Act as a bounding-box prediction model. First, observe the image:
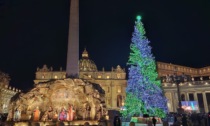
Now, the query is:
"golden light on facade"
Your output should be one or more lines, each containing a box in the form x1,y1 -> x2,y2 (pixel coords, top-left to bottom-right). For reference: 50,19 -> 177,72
14,122 -> 29,126
106,115 -> 109,120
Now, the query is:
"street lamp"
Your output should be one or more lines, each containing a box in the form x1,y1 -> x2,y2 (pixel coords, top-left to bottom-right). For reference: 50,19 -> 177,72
163,66 -> 190,114
172,72 -> 186,113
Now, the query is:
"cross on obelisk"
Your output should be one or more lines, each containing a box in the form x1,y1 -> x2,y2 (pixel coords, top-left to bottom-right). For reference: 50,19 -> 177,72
66,0 -> 79,77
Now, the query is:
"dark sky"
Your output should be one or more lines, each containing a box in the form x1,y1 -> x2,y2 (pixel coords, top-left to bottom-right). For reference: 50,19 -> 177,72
0,0 -> 210,91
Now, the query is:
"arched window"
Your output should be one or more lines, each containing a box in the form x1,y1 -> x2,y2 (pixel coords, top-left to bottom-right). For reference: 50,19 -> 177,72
117,95 -> 122,107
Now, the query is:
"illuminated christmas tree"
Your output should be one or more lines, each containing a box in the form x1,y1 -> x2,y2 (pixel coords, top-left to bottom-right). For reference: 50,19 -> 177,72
122,16 -> 168,118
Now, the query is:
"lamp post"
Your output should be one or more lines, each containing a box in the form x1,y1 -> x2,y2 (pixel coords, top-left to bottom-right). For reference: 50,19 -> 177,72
172,73 -> 184,113
172,67 -> 190,114
164,66 -> 189,114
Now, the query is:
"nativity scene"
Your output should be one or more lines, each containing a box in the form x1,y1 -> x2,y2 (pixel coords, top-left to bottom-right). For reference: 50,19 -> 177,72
7,78 -> 107,123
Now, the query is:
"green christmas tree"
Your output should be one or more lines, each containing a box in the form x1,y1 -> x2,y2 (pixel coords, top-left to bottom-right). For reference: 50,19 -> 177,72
122,16 -> 168,118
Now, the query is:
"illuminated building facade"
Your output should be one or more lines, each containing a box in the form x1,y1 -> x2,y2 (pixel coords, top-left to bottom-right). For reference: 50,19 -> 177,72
0,71 -> 20,114
34,51 -> 210,113
34,49 -> 127,110
158,62 -> 210,113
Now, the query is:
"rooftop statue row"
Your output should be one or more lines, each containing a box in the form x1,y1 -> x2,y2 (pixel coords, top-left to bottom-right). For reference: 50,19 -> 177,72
36,65 -> 63,72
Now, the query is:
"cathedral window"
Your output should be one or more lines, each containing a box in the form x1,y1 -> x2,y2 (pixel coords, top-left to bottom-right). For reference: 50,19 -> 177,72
117,95 -> 123,107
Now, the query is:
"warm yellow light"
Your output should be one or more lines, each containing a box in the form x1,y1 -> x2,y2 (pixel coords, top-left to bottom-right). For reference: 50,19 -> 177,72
106,115 -> 109,120
117,74 -> 121,79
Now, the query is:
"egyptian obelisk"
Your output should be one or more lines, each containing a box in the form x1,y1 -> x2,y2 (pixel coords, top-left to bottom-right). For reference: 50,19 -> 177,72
66,0 -> 79,77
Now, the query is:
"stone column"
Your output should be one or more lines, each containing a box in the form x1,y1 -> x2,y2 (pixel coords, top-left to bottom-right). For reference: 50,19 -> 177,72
110,81 -> 115,108
169,92 -> 174,112
202,92 -> 209,113
193,92 -> 198,101
194,92 -> 200,113
186,92 -> 190,101
172,92 -> 177,112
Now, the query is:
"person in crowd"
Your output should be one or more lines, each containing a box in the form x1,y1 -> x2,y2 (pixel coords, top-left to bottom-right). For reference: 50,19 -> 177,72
152,116 -> 157,126
182,114 -> 188,126
113,115 -> 121,126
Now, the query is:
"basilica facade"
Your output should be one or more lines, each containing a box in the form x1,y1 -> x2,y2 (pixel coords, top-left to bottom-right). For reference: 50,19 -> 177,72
18,49 -> 204,112
34,49 -> 127,111
33,49 -> 210,113
1,50 -> 210,115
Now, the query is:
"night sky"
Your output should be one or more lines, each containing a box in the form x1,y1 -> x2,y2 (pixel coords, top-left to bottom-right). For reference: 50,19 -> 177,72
0,0 -> 210,91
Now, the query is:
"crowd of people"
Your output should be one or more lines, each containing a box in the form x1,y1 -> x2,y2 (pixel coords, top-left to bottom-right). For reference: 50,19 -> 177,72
166,112 -> 209,126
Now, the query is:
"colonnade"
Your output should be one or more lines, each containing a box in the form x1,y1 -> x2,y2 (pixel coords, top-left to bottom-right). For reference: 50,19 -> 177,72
165,91 -> 210,113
